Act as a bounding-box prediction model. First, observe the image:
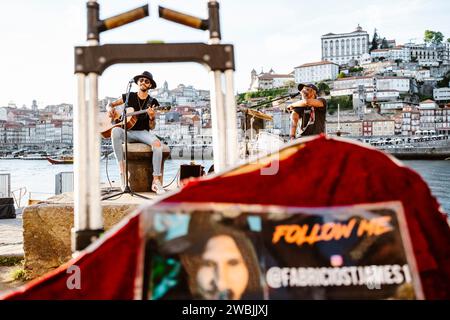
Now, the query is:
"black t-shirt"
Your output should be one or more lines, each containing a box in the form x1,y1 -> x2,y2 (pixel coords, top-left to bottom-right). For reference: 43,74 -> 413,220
294,98 -> 327,136
121,92 -> 160,131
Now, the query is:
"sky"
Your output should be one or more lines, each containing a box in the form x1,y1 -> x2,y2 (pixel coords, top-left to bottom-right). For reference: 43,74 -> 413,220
0,0 -> 449,108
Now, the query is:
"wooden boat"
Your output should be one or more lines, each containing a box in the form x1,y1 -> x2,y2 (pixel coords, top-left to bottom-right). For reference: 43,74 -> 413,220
46,156 -> 74,165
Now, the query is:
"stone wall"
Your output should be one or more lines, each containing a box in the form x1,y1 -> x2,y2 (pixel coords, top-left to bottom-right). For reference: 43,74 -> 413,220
23,197 -> 139,279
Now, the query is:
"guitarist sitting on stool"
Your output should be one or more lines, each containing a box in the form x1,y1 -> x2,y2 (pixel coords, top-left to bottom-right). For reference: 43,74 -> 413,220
107,71 -> 165,194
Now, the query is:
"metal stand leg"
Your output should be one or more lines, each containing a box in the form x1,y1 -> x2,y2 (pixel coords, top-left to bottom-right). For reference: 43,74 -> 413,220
73,73 -> 104,252
224,69 -> 238,166
210,70 -> 227,172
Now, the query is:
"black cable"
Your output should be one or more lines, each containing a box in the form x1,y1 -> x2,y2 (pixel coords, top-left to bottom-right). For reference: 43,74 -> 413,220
163,168 -> 180,189
105,149 -> 113,189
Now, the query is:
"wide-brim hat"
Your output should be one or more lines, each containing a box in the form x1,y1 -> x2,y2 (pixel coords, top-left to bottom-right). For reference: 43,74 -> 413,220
134,71 -> 157,88
298,83 -> 319,94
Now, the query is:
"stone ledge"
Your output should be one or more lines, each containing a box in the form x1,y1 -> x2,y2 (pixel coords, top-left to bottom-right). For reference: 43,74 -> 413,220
23,194 -> 143,279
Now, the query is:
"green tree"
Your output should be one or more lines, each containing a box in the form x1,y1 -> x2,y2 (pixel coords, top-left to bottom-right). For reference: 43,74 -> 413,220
370,29 -> 379,52
447,38 -> 450,43
437,72 -> 450,88
424,30 -> 444,45
424,30 -> 434,43
316,82 -> 331,95
327,96 -> 353,113
337,72 -> 346,79
380,37 -> 389,49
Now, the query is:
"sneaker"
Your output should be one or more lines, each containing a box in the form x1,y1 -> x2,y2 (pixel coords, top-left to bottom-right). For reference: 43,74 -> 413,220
151,180 -> 166,195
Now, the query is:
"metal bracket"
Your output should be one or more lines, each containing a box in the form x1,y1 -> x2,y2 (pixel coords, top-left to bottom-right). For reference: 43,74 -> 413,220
71,228 -> 104,252
74,43 -> 235,75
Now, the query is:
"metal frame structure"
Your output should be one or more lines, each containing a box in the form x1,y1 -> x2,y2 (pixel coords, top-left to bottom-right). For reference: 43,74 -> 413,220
73,1 -> 238,251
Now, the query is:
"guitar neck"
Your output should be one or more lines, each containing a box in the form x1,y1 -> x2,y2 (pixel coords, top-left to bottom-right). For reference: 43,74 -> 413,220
124,107 -> 169,117
126,109 -> 148,117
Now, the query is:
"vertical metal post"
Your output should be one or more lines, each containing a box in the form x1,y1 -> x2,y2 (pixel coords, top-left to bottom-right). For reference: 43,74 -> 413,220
224,69 -> 238,166
72,0 -> 103,252
208,0 -> 221,42
87,73 -> 102,230
209,71 -> 227,172
87,1 -> 100,42
74,74 -> 88,232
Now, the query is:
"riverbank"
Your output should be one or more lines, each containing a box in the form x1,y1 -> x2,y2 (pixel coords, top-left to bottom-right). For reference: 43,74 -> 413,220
385,146 -> 450,160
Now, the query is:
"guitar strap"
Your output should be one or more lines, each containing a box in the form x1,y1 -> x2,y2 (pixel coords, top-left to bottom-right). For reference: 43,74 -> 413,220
145,96 -> 157,130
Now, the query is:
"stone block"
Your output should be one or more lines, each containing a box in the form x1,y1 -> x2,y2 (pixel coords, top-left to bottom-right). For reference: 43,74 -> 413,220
123,143 -> 171,192
23,197 -> 139,279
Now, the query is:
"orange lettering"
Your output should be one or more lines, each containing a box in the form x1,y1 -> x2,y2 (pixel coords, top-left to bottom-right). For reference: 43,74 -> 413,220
272,225 -> 289,244
285,225 -> 302,243
295,224 -> 309,245
338,218 -> 357,240
357,216 -> 393,237
321,223 -> 335,241
305,224 -> 321,245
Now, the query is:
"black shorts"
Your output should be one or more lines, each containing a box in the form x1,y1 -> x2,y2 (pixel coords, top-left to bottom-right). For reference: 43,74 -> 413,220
292,107 -> 303,116
293,107 -> 312,117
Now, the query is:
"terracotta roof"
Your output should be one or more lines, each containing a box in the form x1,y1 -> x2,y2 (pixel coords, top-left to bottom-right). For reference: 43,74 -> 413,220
421,99 -> 436,103
295,61 -> 338,68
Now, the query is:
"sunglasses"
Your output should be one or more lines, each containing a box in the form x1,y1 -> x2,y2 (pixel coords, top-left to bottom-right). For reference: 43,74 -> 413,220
139,78 -> 151,84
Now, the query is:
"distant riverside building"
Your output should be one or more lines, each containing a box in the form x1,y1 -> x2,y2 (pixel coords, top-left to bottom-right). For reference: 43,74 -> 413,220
294,61 -> 339,84
401,106 -> 421,135
321,25 -> 370,66
417,100 -> 450,134
249,69 -> 294,91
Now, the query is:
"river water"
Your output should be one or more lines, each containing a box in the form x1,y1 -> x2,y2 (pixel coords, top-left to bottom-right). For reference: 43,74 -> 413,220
0,159 -> 448,215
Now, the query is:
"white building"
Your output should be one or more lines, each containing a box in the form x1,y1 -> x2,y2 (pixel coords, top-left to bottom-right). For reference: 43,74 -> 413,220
249,69 -> 294,91
334,76 -> 411,91
405,43 -> 439,62
419,99 -> 438,109
433,87 -> 450,101
0,108 -> 8,121
402,106 -> 421,135
442,42 -> 450,64
321,25 -> 370,66
389,46 -> 410,62
396,69 -> 431,82
294,61 -> 339,84
370,46 -> 410,62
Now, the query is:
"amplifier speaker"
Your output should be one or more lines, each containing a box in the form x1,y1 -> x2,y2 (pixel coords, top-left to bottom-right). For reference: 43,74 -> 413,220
0,197 -> 15,219
180,163 -> 204,183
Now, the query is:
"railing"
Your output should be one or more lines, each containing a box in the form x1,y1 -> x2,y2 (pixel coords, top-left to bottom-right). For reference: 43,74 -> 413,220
11,187 -> 27,208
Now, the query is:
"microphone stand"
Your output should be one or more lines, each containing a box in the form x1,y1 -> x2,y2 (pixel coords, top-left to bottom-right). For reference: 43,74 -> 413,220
247,92 -> 300,110
102,80 -> 150,201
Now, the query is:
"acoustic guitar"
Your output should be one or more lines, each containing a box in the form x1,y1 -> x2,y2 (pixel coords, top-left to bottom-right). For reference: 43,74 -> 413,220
99,105 -> 171,138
